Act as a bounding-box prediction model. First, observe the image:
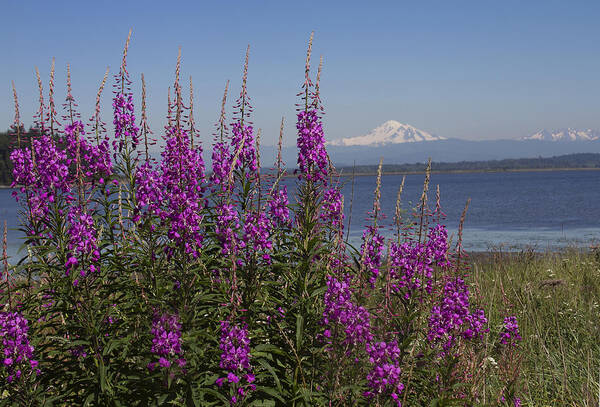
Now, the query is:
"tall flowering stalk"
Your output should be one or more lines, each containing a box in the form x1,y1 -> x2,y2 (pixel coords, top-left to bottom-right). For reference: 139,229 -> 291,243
364,341 -> 404,406
148,312 -> 185,372
158,128 -> 205,257
0,311 -> 39,384
427,277 -> 488,351
10,133 -> 70,221
112,30 -> 139,154
216,321 -> 255,405
322,275 -> 372,348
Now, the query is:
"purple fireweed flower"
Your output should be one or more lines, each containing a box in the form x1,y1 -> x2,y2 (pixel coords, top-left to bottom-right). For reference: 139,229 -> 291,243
427,277 -> 488,350
267,186 -> 290,226
219,321 -> 250,372
242,212 -> 273,262
500,316 -> 522,346
210,141 -> 233,191
361,226 -> 385,288
217,321 -> 255,402
388,241 -> 433,298
322,275 -> 373,348
321,187 -> 344,231
230,121 -> 257,177
388,224 -> 452,298
364,340 -> 404,406
215,204 -> 240,256
296,109 -> 328,184
0,311 -> 40,383
158,129 -> 205,256
427,224 -> 451,268
135,128 -> 205,256
112,92 -> 139,153
10,133 -> 70,220
65,205 -> 99,278
63,121 -> 112,180
463,308 -> 488,340
135,162 -> 163,215
149,312 -> 184,371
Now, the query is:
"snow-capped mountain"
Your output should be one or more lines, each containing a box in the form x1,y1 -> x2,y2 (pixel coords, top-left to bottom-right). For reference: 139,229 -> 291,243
523,128 -> 600,142
328,120 -> 445,146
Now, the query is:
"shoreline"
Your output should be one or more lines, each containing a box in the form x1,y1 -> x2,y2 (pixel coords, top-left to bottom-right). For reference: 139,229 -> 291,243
1,166 -> 599,187
333,166 -> 600,177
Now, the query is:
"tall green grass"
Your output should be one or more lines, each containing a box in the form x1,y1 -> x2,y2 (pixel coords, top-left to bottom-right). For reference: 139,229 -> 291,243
470,248 -> 600,406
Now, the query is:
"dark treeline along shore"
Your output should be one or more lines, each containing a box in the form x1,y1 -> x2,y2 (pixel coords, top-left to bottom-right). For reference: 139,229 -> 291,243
336,153 -> 600,175
3,128 -> 600,185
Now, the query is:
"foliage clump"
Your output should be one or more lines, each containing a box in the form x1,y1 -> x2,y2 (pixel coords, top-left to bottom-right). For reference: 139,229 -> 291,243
1,33 -> 523,406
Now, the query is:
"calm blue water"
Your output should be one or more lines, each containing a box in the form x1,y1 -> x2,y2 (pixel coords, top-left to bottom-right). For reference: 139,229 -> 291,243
2,170 -> 599,261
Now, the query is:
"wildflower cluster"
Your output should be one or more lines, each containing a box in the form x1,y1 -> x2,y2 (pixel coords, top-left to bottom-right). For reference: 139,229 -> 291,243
215,204 -> 241,256
428,277 -> 488,350
135,128 -> 205,257
296,109 -> 328,184
361,226 -> 385,287
210,141 -> 232,191
267,186 -> 290,226
10,134 -> 70,219
148,313 -> 185,371
63,121 -> 112,180
0,311 -> 39,383
217,321 -> 255,404
364,341 -> 404,405
3,34 -> 524,406
65,205 -> 100,282
388,224 -> 450,298
321,187 -> 344,231
322,275 -> 372,348
500,316 -> 522,346
230,121 -> 258,176
242,212 -> 273,262
112,89 -> 139,152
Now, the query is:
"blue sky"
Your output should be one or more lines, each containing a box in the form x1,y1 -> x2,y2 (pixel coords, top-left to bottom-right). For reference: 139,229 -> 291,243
2,0 -> 600,146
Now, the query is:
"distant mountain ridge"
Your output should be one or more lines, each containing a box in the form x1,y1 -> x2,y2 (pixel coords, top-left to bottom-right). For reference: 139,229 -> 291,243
328,120 -> 445,146
522,128 -> 600,142
311,122 -> 600,166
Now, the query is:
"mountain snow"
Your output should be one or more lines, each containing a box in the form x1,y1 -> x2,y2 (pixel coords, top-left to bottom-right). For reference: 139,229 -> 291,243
328,120 -> 445,146
523,128 -> 600,142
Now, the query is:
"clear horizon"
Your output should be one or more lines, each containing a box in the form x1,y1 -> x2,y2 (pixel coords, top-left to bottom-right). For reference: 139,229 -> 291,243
3,0 -> 600,148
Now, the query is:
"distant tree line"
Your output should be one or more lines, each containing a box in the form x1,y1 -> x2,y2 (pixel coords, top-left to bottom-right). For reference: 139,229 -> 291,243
337,153 -> 600,175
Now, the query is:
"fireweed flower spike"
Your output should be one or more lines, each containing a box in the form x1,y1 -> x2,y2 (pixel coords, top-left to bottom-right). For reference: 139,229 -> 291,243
427,277 -> 488,350
65,205 -> 100,280
210,81 -> 232,191
64,121 -> 112,181
137,127 -> 205,257
217,321 -> 255,404
267,186 -> 290,227
11,133 -> 70,221
112,30 -> 139,153
322,275 -> 373,348
296,33 -> 329,184
148,313 -> 185,372
361,226 -> 385,288
321,187 -> 344,231
296,108 -> 329,184
500,316 -> 522,346
0,311 -> 40,383
387,224 -> 450,299
229,46 -> 258,178
364,340 -> 404,406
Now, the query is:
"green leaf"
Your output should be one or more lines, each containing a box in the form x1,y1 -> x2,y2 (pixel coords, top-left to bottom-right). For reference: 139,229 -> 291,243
295,314 -> 304,353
